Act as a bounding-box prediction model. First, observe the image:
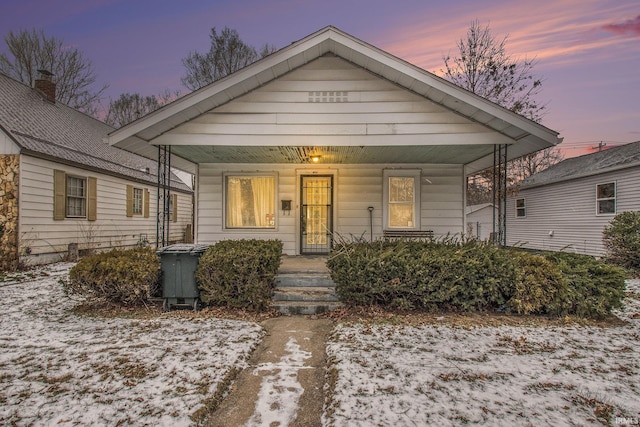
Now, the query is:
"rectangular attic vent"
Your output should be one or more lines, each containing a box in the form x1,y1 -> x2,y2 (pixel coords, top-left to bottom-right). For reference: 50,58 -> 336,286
308,91 -> 348,103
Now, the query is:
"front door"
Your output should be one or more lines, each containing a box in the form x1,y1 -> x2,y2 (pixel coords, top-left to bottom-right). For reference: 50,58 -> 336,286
300,175 -> 333,254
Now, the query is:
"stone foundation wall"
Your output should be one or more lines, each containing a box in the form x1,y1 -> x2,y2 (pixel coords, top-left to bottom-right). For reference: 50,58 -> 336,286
0,155 -> 19,271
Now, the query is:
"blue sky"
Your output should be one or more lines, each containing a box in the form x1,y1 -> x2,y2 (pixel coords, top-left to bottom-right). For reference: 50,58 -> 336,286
1,0 -> 638,157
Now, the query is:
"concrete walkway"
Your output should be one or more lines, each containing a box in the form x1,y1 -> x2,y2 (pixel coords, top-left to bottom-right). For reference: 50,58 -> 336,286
206,316 -> 333,427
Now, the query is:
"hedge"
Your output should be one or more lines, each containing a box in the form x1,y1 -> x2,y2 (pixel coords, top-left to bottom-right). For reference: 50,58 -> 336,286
195,239 -> 283,311
327,240 -> 626,319
64,247 -> 160,306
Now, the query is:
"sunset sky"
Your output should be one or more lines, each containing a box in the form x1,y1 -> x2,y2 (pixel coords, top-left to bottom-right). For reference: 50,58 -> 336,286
1,0 -> 638,158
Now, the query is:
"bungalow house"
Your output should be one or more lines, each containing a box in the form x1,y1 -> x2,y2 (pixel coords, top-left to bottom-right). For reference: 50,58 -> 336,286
108,26 -> 562,255
0,72 -> 193,269
506,140 -> 640,257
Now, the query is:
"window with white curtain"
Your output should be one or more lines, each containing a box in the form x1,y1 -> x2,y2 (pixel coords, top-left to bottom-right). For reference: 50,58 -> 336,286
225,175 -> 276,228
383,169 -> 421,230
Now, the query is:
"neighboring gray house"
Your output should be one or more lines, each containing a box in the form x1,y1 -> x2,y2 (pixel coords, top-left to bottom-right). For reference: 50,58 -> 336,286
108,26 -> 562,255
0,72 -> 193,269
466,203 -> 496,241
507,141 -> 640,256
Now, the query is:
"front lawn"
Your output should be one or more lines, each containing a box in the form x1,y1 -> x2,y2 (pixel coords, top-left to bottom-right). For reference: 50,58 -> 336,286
0,263 -> 263,426
324,280 -> 640,426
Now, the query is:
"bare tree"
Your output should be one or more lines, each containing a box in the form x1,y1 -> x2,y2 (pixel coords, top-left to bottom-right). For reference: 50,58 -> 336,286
509,148 -> 564,184
441,21 -> 561,203
0,28 -> 107,116
181,27 -> 276,91
442,20 -> 545,122
105,90 -> 179,128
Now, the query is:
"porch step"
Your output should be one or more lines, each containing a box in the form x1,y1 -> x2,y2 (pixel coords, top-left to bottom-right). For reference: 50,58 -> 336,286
271,301 -> 344,316
275,273 -> 334,288
273,286 -> 339,302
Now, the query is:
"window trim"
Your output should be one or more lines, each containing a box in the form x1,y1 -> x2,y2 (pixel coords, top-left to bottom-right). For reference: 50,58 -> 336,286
65,175 -> 87,218
515,198 -> 526,218
53,170 -> 96,221
132,187 -> 144,215
223,172 -> 278,230
382,169 -> 421,231
596,182 -> 616,216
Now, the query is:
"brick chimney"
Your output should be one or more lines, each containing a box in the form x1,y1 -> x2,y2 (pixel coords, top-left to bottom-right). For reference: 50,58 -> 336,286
35,70 -> 56,103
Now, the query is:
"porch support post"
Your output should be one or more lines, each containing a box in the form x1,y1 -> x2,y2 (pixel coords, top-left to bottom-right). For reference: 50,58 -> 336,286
492,144 -> 507,246
156,145 -> 171,248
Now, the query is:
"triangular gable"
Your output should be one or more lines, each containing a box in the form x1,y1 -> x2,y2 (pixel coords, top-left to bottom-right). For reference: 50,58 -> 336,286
108,26 -> 561,172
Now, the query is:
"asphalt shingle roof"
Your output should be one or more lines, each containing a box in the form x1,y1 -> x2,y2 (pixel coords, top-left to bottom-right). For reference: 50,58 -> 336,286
0,73 -> 191,192
521,141 -> 640,189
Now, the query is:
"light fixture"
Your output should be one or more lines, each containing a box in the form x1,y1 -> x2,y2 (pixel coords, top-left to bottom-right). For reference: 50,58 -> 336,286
310,155 -> 321,163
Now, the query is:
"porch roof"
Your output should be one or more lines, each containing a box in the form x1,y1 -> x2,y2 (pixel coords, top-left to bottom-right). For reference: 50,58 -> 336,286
108,26 -> 562,175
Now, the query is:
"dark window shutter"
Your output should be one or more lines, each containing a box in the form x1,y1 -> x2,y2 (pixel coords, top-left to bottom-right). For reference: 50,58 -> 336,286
126,185 -> 133,217
53,170 -> 66,220
87,177 -> 97,221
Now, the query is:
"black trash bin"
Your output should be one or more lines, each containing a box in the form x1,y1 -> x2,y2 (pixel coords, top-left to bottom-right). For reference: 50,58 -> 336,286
157,244 -> 208,311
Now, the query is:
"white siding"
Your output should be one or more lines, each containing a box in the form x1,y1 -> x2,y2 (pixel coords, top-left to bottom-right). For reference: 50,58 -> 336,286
507,166 -> 640,256
467,206 -> 496,240
19,155 -> 193,264
0,129 -> 20,154
196,163 -> 464,255
162,56 -> 496,148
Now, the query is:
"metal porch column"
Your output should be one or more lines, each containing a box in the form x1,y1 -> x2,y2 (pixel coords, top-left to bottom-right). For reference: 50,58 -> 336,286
157,145 -> 171,248
492,144 -> 508,246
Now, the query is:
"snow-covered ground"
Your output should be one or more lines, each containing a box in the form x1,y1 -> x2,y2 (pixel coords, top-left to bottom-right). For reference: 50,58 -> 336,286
325,280 -> 640,427
0,263 -> 264,426
2,263 -> 639,427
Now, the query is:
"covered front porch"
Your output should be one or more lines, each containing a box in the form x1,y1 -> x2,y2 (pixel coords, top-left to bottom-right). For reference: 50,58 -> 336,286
107,27 -> 561,252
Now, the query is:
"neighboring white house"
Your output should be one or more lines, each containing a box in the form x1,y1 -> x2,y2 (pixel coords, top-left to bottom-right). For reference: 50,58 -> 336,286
108,26 -> 562,255
466,203 -> 496,241
0,72 -> 193,269
507,141 -> 640,257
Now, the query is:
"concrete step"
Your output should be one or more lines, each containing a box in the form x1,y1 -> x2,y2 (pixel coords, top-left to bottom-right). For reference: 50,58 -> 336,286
271,300 -> 344,316
275,273 -> 334,288
273,286 -> 339,302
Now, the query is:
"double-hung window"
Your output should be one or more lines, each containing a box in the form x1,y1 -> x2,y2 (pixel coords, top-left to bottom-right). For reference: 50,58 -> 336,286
383,169 -> 420,230
133,188 -> 143,215
66,175 -> 86,217
225,174 -> 276,229
596,182 -> 616,215
515,198 -> 526,217
54,170 -> 96,221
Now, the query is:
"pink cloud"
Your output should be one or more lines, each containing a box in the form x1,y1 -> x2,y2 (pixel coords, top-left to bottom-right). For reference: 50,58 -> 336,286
603,15 -> 640,36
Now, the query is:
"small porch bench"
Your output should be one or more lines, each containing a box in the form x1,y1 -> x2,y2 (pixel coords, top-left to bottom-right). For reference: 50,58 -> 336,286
383,230 -> 435,241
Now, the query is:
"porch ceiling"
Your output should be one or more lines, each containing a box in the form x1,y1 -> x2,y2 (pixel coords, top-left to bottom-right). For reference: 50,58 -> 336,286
170,144 -> 492,164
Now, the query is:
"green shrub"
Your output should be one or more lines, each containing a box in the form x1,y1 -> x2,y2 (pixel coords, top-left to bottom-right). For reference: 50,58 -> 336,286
65,247 -> 160,306
328,239 -> 519,312
328,240 -> 626,319
603,211 -> 640,276
542,251 -> 627,319
508,252 -> 569,315
195,239 -> 283,311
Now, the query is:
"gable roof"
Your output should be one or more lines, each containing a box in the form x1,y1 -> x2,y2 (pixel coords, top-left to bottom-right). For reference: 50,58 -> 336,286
0,72 -> 191,192
108,26 -> 561,173
520,140 -> 640,189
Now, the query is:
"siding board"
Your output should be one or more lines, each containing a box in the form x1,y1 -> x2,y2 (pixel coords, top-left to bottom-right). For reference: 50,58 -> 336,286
19,155 -> 193,263
507,166 -> 640,256
197,163 -> 464,254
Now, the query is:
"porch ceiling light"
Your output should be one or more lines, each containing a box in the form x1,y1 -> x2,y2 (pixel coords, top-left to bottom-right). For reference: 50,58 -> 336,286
310,155 -> 321,163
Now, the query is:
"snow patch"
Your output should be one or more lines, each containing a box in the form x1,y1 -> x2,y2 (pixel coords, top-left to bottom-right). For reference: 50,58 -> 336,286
245,337 -> 312,426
